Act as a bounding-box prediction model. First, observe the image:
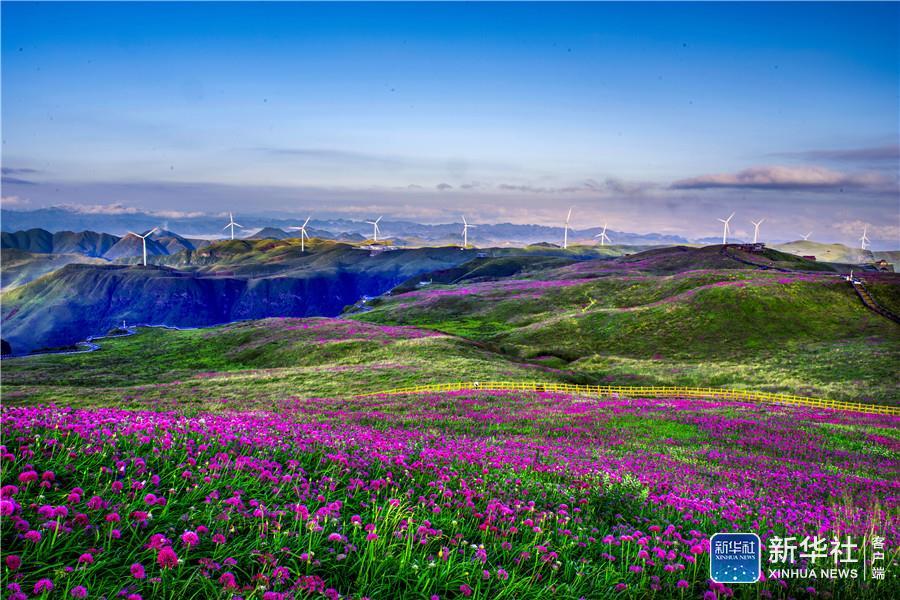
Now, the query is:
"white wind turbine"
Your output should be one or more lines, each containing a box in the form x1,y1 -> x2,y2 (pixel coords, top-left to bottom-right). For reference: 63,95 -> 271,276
126,227 -> 159,267
366,216 -> 383,242
594,223 -> 611,246
563,207 -> 574,249
289,216 -> 312,252
461,216 -> 476,249
718,212 -> 735,245
859,225 -> 870,250
223,212 -> 243,240
801,231 -> 813,241
750,218 -> 765,244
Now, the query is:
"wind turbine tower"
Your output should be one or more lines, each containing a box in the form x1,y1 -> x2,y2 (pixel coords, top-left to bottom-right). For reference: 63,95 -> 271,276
126,227 -> 159,267
750,218 -> 765,244
223,212 -> 243,240
594,223 -> 611,246
461,216 -> 476,249
289,216 -> 312,252
860,225 -> 870,250
718,212 -> 735,245
563,207 -> 573,249
366,216 -> 383,243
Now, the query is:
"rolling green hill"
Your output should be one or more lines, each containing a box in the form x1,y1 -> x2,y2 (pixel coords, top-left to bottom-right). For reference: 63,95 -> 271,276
3,243 -> 897,403
0,248 -> 106,289
773,240 -> 899,269
0,239 -> 646,354
1,318 -> 572,409
353,246 -> 900,403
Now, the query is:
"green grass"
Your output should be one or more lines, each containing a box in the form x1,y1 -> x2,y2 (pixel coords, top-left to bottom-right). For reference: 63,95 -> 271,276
353,269 -> 900,403
6,266 -> 897,405
572,338 -> 899,403
0,319 -> 574,409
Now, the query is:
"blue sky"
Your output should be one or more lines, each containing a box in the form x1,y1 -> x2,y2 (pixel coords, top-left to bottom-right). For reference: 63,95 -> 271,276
2,2 -> 898,245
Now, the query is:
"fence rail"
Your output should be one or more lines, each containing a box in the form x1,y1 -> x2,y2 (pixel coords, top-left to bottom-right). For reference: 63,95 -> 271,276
362,381 -> 899,416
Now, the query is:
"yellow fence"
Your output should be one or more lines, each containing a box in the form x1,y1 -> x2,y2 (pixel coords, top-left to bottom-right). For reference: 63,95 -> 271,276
364,381 -> 900,416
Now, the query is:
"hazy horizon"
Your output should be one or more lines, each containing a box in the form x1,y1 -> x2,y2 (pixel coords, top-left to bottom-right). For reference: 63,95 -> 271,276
2,2 -> 898,247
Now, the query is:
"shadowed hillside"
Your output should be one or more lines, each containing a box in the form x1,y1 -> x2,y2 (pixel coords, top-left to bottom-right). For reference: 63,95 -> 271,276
0,242 -> 497,353
0,248 -> 106,289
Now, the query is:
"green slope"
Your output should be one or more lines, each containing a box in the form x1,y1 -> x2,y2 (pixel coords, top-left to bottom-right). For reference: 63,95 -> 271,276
1,318 -> 575,409
353,247 -> 900,403
0,248 -> 106,289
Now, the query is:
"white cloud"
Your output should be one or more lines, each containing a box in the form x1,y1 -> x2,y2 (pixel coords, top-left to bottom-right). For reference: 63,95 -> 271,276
671,165 -> 890,191
51,203 -> 205,218
833,219 -> 900,241
1,195 -> 30,207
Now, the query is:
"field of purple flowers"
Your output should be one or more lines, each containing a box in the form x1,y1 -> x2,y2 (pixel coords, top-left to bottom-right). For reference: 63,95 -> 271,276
2,391 -> 897,599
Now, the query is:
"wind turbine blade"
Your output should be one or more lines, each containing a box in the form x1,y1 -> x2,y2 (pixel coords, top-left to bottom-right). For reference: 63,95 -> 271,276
148,227 -> 159,236
376,216 -> 382,224
223,224 -> 231,230
233,223 -> 243,228
127,231 -> 139,238
303,216 -> 310,227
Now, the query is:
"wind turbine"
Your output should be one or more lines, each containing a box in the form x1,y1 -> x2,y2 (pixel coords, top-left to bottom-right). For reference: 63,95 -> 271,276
126,227 -> 158,267
717,212 -> 735,245
750,218 -> 765,244
859,225 -> 870,250
289,216 -> 312,252
801,231 -> 813,241
594,223 -> 611,246
223,212 -> 243,240
563,207 -> 574,249
461,216 -> 476,249
366,216 -> 383,243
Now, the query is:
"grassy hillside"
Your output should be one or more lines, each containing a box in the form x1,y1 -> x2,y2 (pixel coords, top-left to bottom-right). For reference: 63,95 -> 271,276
354,248 -> 900,403
0,248 -> 105,289
0,240 -> 666,353
3,244 -> 897,403
773,240 -> 899,268
0,243 -> 489,353
1,318 -> 573,409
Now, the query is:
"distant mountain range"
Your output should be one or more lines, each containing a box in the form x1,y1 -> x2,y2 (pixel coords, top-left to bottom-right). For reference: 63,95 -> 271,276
1,227 -> 211,259
3,223 -> 896,291
1,206 -> 690,247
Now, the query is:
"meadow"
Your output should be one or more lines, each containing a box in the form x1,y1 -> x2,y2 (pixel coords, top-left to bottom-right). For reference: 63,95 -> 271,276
2,390 -> 897,599
356,267 -> 900,403
0,319 -> 570,409
2,247 -> 898,598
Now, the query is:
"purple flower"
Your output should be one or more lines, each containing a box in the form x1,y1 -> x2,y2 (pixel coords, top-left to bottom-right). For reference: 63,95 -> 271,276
181,531 -> 199,547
